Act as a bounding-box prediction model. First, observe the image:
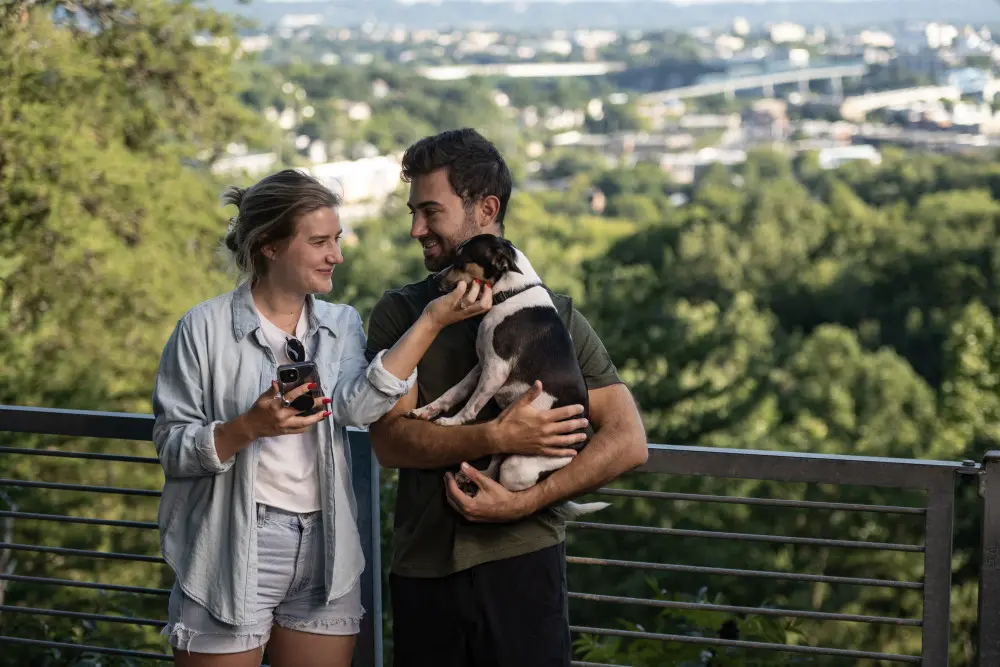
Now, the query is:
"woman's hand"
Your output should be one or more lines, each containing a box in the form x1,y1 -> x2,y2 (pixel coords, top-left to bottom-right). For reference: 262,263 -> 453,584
214,381 -> 331,463
423,280 -> 493,330
244,381 -> 331,439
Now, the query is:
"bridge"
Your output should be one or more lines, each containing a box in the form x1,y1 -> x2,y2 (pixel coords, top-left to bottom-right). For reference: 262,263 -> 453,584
840,85 -> 963,122
640,63 -> 869,104
418,61 -> 627,81
2,403 -> 1000,665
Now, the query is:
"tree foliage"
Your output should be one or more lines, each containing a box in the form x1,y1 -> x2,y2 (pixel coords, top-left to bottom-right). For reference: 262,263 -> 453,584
2,2 -> 999,666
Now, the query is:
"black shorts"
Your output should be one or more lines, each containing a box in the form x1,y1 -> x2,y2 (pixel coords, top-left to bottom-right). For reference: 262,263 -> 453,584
390,542 -> 571,667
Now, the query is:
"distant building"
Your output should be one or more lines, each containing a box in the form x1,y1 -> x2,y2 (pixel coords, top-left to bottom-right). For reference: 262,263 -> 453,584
210,153 -> 278,178
946,68 -> 1000,101
925,22 -> 959,50
307,155 -> 403,224
239,35 -> 272,53
742,99 -> 789,142
769,22 -> 807,45
659,148 -> 747,185
817,145 -> 881,170
279,14 -> 323,30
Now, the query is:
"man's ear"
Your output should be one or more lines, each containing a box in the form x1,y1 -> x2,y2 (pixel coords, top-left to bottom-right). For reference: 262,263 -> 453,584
479,195 -> 501,228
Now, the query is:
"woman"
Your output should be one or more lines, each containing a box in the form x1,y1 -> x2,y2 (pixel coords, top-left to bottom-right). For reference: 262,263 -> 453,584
151,168 -> 491,667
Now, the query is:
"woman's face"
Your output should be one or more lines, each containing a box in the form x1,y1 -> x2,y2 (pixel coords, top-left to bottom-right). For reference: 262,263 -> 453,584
264,206 -> 344,295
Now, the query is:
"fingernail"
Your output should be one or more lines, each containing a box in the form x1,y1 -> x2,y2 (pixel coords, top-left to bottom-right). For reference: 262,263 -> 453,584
322,398 -> 332,405
460,462 -> 471,471
323,410 -> 331,417
308,383 -> 317,390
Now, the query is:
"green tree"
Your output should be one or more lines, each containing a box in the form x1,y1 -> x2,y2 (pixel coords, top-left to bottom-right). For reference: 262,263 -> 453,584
1,0 -> 260,662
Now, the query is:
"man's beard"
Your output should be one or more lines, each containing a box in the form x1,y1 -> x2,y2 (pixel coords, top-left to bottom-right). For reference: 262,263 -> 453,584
424,249 -> 454,273
422,211 -> 479,272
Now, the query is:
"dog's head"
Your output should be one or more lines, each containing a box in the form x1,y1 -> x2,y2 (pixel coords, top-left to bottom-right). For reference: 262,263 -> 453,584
435,234 -> 522,292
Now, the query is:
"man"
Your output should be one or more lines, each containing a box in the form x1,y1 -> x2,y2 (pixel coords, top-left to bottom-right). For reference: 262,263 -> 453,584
364,128 -> 648,667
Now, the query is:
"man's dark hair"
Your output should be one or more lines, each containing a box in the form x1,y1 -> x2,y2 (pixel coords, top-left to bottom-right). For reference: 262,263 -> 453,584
401,128 -> 513,232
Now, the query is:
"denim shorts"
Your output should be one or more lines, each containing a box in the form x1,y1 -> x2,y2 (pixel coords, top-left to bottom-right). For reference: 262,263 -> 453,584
164,504 -> 364,654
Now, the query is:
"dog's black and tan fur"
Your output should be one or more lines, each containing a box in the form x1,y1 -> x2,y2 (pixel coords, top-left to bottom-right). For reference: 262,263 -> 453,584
409,234 -> 608,519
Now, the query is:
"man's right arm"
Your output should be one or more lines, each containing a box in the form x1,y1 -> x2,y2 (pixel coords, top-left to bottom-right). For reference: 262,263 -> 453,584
370,381 -> 589,469
365,293 -> 588,470
369,386 -> 500,469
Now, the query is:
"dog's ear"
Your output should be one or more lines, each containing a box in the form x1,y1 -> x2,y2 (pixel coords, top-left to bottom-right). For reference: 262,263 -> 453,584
495,239 -> 522,274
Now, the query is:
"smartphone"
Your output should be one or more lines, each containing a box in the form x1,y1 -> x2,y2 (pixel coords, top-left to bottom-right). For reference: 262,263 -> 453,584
277,361 -> 321,416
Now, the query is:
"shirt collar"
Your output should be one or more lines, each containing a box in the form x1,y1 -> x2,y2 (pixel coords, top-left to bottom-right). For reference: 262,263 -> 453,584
231,281 -> 338,343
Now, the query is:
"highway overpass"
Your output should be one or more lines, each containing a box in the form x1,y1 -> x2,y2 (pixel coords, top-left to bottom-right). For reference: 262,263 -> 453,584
641,63 -> 869,104
839,85 -> 962,122
418,61 -> 626,81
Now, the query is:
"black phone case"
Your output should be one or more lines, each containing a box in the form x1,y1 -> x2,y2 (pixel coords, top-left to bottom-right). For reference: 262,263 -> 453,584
277,361 -> 321,416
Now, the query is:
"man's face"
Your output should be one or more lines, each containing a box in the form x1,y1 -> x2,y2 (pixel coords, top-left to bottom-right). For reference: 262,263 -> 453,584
407,167 -> 488,272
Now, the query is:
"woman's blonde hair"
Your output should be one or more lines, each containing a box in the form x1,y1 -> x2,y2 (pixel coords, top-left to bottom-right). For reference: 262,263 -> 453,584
221,169 -> 341,284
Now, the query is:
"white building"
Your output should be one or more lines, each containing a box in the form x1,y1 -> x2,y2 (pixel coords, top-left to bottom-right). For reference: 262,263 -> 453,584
769,22 -> 807,45
817,145 -> 881,170
307,155 -> 403,224
210,153 -> 278,178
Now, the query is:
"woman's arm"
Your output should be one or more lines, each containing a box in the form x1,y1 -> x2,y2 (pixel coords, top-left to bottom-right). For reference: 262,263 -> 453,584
329,282 -> 490,427
152,318 -> 234,478
154,319 -> 333,474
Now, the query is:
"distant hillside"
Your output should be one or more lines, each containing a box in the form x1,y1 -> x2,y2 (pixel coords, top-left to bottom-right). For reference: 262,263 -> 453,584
211,0 -> 1000,32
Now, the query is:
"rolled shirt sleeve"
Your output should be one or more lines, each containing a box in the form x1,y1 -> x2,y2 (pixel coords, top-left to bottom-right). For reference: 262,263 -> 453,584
329,307 -> 416,428
152,318 -> 234,478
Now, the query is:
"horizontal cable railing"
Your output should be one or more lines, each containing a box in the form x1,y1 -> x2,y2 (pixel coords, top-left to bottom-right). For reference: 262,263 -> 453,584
0,404 -> 381,667
0,404 -> 992,666
561,445 -> 976,666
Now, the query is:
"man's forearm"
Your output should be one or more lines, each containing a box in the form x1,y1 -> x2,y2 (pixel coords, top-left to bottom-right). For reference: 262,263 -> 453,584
523,404 -> 647,512
370,414 -> 498,469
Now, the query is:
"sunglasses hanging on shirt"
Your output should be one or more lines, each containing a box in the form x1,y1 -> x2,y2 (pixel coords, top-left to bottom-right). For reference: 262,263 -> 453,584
285,337 -> 306,363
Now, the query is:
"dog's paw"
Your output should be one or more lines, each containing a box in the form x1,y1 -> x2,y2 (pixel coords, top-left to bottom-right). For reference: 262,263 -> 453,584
453,470 -> 479,497
434,415 -> 466,427
407,406 -> 440,421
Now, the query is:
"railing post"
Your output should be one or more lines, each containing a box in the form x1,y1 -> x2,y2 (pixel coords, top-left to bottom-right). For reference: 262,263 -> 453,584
978,452 -> 1000,667
349,430 -> 382,667
0,492 -> 11,607
922,474 -> 955,666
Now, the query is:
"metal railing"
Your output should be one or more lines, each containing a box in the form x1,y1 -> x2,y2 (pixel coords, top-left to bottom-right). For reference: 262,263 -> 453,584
0,405 -> 380,666
567,445 -> 978,665
0,404 -> 996,666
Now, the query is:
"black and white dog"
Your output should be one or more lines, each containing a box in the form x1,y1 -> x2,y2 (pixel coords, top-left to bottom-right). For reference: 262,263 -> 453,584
409,234 -> 608,519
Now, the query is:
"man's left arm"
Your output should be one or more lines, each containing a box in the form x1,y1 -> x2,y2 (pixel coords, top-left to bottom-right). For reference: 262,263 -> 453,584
444,306 -> 648,522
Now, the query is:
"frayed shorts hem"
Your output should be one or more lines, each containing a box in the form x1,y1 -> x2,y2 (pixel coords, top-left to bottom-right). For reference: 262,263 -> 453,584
164,614 -> 362,654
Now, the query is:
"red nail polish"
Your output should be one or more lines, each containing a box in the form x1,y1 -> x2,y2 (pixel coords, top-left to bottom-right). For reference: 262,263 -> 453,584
322,398 -> 332,405
308,383 -> 317,390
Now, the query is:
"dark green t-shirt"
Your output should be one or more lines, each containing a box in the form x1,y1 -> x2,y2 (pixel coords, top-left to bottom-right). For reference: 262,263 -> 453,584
364,276 -> 622,578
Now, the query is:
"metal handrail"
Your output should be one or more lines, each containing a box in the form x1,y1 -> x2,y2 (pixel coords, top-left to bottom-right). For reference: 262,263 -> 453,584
0,403 -> 992,666
0,404 -> 382,667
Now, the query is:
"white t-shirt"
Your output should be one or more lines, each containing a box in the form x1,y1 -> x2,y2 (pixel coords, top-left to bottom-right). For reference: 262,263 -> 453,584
254,304 -> 322,513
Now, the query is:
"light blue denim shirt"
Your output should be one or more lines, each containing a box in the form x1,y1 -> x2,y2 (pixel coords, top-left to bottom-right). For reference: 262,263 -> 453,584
151,282 -> 414,626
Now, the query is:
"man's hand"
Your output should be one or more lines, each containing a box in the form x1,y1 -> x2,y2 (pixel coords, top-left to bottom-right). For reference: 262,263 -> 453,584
444,462 -> 537,523
488,380 -> 589,458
